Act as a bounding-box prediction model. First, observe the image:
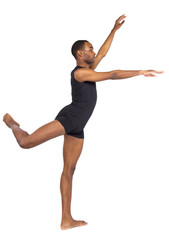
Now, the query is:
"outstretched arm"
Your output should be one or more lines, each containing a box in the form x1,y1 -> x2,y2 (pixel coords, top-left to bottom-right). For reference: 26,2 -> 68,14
74,68 -> 163,82
90,14 -> 126,70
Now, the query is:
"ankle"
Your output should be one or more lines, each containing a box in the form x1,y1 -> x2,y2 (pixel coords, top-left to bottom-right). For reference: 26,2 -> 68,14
61,214 -> 73,222
11,124 -> 19,130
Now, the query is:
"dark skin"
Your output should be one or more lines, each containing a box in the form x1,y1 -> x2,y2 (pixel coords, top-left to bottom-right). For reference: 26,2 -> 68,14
3,15 -> 163,230
75,41 -> 162,81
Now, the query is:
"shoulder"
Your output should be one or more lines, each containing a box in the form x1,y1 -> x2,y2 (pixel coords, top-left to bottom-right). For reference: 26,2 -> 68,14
74,68 -> 95,82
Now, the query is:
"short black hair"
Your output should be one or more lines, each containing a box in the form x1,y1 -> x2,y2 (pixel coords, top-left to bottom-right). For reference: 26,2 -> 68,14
71,40 -> 89,59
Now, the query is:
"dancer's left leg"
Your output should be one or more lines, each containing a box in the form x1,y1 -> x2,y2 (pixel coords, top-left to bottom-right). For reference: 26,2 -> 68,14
3,113 -> 65,149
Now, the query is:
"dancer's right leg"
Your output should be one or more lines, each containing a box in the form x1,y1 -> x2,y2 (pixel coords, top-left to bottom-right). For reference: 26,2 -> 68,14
3,113 -> 65,149
60,134 -> 87,230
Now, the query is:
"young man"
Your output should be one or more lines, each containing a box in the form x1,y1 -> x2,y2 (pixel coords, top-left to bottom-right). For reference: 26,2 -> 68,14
3,15 -> 163,230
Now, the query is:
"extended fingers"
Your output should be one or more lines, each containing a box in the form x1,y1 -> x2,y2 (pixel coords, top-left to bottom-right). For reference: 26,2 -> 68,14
154,70 -> 164,74
114,15 -> 126,29
144,73 -> 156,77
117,14 -> 126,23
144,70 -> 164,77
120,20 -> 125,26
149,70 -> 164,75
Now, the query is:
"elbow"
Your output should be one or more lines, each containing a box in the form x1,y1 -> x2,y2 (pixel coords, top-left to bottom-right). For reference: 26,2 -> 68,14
111,70 -> 120,80
100,52 -> 106,58
98,50 -> 106,58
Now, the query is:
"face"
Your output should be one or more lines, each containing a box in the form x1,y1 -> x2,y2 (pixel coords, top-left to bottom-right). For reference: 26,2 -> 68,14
82,42 -> 96,65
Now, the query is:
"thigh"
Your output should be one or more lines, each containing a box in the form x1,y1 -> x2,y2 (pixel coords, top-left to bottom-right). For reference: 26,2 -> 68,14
24,120 -> 65,148
63,134 -> 84,168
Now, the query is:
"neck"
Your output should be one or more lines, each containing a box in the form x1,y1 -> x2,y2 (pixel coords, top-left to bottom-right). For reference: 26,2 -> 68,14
76,60 -> 90,68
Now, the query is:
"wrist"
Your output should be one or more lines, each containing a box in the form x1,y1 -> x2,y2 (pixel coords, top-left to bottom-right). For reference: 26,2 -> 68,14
111,27 -> 116,33
139,70 -> 144,75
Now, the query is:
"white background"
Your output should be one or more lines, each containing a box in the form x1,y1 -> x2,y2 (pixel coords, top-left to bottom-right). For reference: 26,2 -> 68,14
0,0 -> 168,239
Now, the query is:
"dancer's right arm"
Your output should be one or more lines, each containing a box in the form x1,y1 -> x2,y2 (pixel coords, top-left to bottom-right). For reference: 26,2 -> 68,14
74,68 -> 163,82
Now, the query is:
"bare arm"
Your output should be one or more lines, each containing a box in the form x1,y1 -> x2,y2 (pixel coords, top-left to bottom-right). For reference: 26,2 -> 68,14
74,68 -> 163,82
90,15 -> 126,70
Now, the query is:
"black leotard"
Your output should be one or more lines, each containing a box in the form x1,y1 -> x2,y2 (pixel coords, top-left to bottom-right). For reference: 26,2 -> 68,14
55,66 -> 97,139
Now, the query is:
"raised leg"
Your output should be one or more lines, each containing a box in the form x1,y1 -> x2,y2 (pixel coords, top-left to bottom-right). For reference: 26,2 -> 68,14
60,134 -> 87,230
3,113 -> 65,148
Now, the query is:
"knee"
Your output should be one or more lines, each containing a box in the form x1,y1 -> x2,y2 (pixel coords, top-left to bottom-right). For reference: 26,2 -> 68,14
63,165 -> 76,177
19,138 -> 31,149
70,165 -> 76,175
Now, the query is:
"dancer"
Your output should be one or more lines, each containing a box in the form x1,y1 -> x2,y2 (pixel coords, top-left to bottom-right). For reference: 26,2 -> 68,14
3,15 -> 163,230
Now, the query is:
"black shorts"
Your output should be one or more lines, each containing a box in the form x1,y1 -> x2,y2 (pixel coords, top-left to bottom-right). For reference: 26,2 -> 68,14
55,115 -> 84,139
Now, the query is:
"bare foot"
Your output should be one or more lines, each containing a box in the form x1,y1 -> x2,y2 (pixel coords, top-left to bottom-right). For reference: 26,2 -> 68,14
61,219 -> 88,230
3,113 -> 20,128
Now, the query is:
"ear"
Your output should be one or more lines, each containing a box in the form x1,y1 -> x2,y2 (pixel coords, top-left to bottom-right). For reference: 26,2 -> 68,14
77,50 -> 83,58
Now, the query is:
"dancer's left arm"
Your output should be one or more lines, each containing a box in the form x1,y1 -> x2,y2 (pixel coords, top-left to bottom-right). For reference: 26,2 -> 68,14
90,14 -> 126,70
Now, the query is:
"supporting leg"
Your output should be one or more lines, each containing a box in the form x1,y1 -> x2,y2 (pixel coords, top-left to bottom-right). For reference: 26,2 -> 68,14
60,134 -> 87,230
3,113 -> 65,148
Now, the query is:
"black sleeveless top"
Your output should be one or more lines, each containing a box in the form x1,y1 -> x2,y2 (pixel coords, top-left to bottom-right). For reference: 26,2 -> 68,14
55,66 -> 97,134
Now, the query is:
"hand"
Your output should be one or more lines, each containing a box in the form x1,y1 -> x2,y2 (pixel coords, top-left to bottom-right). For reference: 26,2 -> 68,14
142,70 -> 164,77
113,14 -> 126,31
